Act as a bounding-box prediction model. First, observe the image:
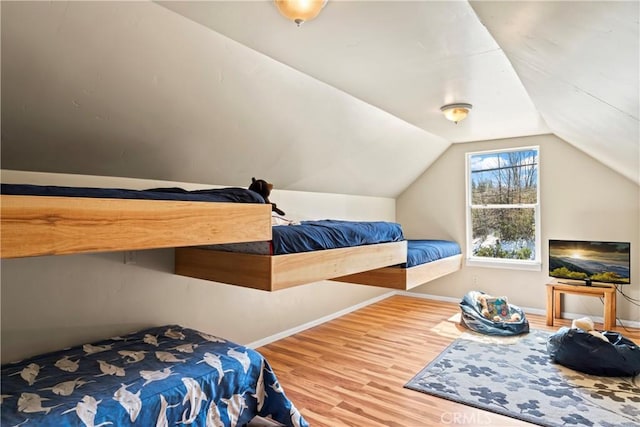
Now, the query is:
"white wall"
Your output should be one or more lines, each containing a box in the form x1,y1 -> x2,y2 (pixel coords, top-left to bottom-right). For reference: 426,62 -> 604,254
397,134 -> 639,322
1,171 -> 395,362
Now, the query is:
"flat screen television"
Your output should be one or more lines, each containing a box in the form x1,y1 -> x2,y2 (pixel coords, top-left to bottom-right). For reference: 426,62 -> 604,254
549,240 -> 631,286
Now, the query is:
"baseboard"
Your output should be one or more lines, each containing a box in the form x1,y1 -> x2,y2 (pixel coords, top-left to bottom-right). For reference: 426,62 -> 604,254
395,291 -> 546,317
397,291 -> 640,329
554,311 -> 640,329
247,290 -> 639,348
245,291 -> 396,349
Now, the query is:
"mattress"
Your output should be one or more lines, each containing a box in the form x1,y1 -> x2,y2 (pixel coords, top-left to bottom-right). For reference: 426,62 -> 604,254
204,219 -> 405,255
1,325 -> 307,427
1,183 -> 266,204
403,239 -> 462,267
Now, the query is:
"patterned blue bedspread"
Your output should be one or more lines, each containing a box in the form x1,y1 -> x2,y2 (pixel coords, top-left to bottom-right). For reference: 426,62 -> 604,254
403,239 -> 461,267
1,325 -> 307,427
272,220 -> 404,255
1,183 -> 266,204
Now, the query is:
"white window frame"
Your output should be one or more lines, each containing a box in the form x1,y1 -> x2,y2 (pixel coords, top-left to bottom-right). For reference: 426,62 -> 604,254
465,146 -> 541,271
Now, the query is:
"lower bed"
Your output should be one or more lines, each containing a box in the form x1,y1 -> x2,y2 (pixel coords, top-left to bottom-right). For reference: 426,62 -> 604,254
175,220 -> 407,291
1,325 -> 307,427
331,239 -> 462,290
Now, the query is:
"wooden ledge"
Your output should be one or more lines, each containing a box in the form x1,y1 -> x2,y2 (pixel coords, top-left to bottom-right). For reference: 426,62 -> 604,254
1,194 -> 271,258
175,241 -> 408,291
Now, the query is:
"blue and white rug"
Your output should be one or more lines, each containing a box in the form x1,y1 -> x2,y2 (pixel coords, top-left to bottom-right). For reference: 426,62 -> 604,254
405,329 -> 640,427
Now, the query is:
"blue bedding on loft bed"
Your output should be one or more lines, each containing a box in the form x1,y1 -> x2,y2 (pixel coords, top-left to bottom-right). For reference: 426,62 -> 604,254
205,220 -> 405,255
1,325 -> 307,427
402,239 -> 462,267
0,183 -> 266,204
272,220 -> 404,255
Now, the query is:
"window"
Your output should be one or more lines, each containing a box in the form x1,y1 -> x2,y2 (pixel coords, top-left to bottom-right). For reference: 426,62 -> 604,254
465,146 -> 541,270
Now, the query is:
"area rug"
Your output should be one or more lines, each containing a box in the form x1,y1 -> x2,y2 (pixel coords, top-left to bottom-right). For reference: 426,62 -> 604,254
405,329 -> 640,427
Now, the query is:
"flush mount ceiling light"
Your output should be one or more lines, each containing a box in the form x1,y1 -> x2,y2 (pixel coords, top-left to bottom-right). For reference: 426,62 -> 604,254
274,0 -> 327,26
440,103 -> 473,124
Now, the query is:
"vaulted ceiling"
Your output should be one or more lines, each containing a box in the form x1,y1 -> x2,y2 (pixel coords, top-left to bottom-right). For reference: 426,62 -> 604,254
1,1 -> 638,197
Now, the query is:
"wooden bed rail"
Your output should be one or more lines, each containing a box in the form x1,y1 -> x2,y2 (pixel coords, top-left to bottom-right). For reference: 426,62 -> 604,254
0,195 -> 272,258
331,253 -> 463,290
175,241 -> 408,291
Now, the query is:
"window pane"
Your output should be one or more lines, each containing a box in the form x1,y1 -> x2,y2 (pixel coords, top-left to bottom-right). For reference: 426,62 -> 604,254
471,207 -> 536,260
470,149 -> 538,205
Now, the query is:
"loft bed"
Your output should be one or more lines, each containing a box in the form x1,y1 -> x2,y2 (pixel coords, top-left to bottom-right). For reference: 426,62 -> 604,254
175,219 -> 408,291
0,324 -> 308,426
331,239 -> 462,290
0,183 -> 272,259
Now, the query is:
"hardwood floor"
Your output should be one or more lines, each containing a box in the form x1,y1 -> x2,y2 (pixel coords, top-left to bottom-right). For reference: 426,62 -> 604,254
257,294 -> 640,427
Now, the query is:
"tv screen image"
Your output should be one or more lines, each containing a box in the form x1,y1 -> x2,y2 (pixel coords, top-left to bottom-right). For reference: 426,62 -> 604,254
549,240 -> 631,286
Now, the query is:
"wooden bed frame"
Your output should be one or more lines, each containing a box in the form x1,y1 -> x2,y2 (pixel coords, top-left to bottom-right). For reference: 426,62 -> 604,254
330,253 -> 462,290
0,194 -> 272,258
174,241 -> 408,291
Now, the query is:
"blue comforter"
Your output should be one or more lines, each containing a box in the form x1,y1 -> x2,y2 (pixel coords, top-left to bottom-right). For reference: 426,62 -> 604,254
1,183 -> 266,204
403,240 -> 461,267
272,220 -> 404,255
1,325 -> 307,427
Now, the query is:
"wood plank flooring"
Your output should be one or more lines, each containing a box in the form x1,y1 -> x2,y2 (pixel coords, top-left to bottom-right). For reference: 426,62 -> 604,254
257,295 -> 640,427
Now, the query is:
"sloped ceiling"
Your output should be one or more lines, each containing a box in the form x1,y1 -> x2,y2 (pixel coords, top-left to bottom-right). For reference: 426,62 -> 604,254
1,1 -> 637,197
471,1 -> 639,185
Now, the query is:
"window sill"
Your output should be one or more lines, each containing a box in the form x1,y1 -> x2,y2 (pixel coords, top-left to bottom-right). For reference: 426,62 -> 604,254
465,258 -> 542,271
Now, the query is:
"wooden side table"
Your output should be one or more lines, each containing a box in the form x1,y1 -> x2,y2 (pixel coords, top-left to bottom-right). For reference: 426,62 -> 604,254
546,282 -> 616,330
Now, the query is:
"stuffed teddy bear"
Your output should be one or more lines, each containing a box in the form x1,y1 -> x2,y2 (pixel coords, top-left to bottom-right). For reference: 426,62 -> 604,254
571,317 -> 609,342
248,177 -> 285,216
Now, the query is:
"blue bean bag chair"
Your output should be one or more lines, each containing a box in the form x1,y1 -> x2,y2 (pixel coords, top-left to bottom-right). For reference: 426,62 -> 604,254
547,327 -> 640,376
459,291 -> 529,336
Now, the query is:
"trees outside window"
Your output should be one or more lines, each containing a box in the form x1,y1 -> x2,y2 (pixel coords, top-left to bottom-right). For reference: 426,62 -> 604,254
466,147 -> 540,269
